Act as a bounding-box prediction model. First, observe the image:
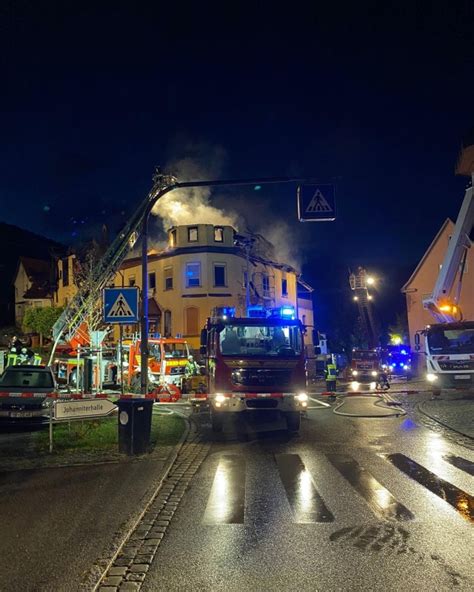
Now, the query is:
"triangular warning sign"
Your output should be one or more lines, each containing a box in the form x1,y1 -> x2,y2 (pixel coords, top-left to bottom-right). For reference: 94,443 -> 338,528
305,189 -> 333,213
108,293 -> 134,317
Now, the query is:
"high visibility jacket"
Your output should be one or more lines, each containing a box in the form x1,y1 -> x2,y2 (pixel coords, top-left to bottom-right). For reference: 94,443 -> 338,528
325,364 -> 337,381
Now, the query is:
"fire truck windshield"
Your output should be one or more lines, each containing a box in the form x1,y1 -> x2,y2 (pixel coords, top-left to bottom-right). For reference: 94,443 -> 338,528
427,326 -> 474,355
163,343 -> 188,358
352,351 -> 378,360
219,324 -> 302,357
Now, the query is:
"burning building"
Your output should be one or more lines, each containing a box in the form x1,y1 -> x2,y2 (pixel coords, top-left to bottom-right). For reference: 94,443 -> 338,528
116,224 -> 314,350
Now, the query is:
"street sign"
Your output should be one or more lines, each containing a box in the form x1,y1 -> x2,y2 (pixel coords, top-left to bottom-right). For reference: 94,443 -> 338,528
54,399 -> 117,421
297,184 -> 336,222
103,287 -> 139,324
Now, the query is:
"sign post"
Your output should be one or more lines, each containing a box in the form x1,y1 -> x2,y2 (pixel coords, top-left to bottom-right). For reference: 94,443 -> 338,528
297,184 -> 336,222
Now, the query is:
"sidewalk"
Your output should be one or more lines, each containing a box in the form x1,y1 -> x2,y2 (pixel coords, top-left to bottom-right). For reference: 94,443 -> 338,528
417,392 -> 474,439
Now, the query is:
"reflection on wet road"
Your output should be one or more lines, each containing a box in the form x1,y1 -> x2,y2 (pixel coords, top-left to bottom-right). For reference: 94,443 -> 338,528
443,454 -> 474,476
275,454 -> 334,523
202,455 -> 246,524
327,453 -> 414,521
386,453 -> 474,523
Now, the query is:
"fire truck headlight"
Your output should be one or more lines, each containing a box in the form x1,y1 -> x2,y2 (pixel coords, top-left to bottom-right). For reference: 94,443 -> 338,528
352,370 -> 358,376
427,373 -> 438,382
371,371 -> 378,377
351,381 -> 360,391
403,365 -> 408,370
296,392 -> 308,403
215,394 -> 226,403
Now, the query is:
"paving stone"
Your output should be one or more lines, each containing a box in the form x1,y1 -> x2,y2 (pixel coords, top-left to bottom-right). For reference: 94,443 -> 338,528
154,519 -> 170,526
114,557 -> 133,567
143,537 -> 163,545
150,525 -> 166,533
102,576 -> 123,586
127,573 -> 146,582
108,567 -> 128,576
99,587 -> 117,592
147,531 -> 165,539
119,582 -> 141,591
135,554 -> 154,563
129,563 -> 150,573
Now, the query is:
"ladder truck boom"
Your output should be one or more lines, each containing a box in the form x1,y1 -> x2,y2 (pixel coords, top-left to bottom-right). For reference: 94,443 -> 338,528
49,171 -> 177,364
422,178 -> 473,322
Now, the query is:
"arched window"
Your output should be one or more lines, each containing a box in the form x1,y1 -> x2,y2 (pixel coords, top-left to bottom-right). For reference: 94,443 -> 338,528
185,307 -> 199,335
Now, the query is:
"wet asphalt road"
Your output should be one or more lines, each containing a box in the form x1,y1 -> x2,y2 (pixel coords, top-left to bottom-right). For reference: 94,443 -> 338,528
142,399 -> 474,592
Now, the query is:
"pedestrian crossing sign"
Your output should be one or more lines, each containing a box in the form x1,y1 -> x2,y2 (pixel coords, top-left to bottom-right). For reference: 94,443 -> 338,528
297,184 -> 336,222
103,287 -> 139,324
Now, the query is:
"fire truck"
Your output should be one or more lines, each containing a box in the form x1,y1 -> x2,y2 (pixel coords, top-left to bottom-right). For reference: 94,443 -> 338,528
199,306 -> 308,433
418,146 -> 474,392
121,336 -> 189,391
349,349 -> 382,382
382,344 -> 412,379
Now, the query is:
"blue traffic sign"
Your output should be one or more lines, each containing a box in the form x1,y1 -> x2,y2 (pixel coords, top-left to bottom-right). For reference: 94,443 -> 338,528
297,184 -> 336,222
103,287 -> 139,324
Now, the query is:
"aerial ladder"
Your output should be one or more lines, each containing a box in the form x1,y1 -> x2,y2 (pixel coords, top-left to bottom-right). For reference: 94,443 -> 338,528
48,171 -> 178,365
417,134 -> 474,389
349,267 -> 379,349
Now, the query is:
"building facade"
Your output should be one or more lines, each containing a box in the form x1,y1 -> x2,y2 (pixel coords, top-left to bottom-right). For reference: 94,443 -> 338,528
115,224 -> 314,350
401,218 -> 474,349
14,257 -> 55,325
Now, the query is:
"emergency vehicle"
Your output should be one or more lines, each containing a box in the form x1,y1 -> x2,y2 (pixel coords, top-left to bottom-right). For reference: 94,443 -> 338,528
382,345 -> 412,379
199,306 -> 308,433
349,349 -> 382,382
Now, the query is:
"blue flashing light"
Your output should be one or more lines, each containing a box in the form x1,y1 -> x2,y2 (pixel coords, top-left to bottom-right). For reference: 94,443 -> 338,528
401,349 -> 407,355
391,363 -> 396,368
247,305 -> 267,318
280,305 -> 296,319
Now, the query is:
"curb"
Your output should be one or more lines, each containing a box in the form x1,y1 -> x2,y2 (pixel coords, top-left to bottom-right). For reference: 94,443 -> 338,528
82,415 -> 191,591
416,401 -> 474,441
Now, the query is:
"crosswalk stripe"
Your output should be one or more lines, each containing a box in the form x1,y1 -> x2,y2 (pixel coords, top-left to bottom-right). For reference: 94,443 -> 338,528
202,455 -> 246,524
442,454 -> 474,476
386,453 -> 474,523
326,453 -> 414,522
275,454 -> 334,523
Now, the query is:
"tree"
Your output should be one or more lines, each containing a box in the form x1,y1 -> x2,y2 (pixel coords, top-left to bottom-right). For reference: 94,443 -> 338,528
23,306 -> 65,347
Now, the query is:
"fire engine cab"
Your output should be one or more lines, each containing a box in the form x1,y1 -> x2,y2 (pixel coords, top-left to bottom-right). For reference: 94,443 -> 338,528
200,306 -> 308,433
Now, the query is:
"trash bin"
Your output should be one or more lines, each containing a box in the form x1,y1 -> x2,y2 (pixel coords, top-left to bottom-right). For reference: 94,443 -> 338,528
117,398 -> 153,455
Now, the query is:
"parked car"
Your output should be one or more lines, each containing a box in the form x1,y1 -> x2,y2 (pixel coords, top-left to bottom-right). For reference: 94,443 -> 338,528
0,365 -> 56,420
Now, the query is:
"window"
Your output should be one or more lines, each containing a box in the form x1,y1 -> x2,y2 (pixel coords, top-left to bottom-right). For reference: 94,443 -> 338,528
185,262 -> 201,287
170,229 -> 177,247
129,275 -> 136,287
214,264 -> 226,287
62,258 -> 69,287
164,310 -> 172,337
185,307 -> 199,335
282,277 -> 288,297
188,227 -> 198,242
214,227 -> 224,242
149,272 -> 156,290
262,274 -> 270,295
164,267 -> 173,290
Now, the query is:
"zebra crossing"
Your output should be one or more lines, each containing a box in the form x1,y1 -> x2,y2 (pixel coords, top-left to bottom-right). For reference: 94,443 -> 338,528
200,451 -> 474,525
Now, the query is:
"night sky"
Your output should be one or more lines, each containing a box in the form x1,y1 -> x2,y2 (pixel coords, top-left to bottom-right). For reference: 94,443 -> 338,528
2,2 -> 474,332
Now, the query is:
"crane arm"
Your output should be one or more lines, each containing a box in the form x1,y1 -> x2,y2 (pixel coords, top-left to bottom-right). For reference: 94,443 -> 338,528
422,181 -> 473,323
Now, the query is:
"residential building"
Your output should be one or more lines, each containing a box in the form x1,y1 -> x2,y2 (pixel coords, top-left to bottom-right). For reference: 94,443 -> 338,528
14,257 -> 55,325
401,218 -> 474,348
115,224 -> 314,350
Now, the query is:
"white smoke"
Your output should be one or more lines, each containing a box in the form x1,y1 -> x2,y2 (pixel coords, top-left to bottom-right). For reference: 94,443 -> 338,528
257,221 -> 303,272
151,148 -> 240,231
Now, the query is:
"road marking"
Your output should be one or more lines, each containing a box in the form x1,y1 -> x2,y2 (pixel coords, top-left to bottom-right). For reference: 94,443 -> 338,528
326,454 -> 414,522
275,454 -> 334,523
202,455 -> 246,524
309,397 -> 332,408
386,453 -> 474,523
443,454 -> 474,476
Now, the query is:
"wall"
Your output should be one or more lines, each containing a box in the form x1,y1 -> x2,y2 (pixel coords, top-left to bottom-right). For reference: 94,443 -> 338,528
404,220 -> 474,348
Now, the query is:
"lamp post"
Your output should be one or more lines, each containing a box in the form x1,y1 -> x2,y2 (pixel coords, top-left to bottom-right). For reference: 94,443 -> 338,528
139,171 -> 316,394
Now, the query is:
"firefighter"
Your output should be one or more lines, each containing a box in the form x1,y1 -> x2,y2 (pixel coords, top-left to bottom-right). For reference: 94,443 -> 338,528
325,360 -> 337,392
184,355 -> 200,379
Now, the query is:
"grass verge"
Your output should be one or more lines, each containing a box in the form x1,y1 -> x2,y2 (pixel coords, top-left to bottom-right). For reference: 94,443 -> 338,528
34,410 -> 185,455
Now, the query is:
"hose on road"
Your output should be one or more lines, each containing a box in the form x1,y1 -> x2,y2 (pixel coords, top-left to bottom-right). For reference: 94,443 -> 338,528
331,393 -> 407,418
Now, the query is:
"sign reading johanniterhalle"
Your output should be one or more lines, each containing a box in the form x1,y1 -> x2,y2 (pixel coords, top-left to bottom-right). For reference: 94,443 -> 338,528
54,399 -> 117,421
